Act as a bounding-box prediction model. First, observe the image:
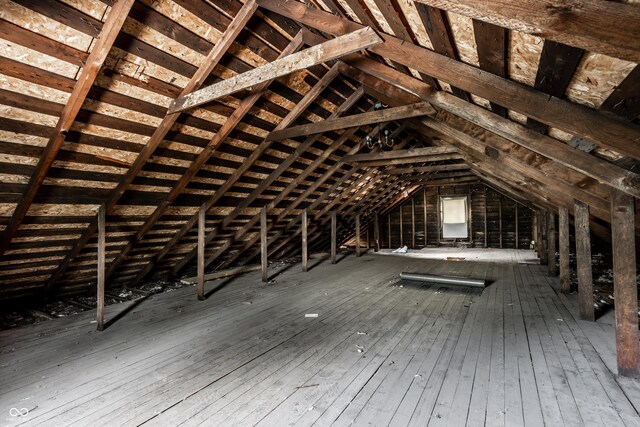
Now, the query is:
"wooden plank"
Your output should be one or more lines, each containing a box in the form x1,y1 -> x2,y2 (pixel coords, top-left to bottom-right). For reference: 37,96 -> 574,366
526,41 -> 584,134
169,27 -> 382,112
385,164 -> 469,175
355,214 -> 361,257
343,146 -> 457,163
96,203 -> 106,332
559,206 -> 570,293
257,0 -> 640,160
331,211 -> 337,264
197,204 -> 206,301
267,102 -> 434,141
574,200 -> 594,321
356,153 -> 464,167
413,0 -> 640,62
611,189 -> 640,377
42,0 -> 260,293
411,198 -> 416,248
472,20 -> 508,117
301,209 -> 308,272
374,212 -> 380,252
261,206 -> 268,282
547,209 -> 557,276
0,0 -> 136,256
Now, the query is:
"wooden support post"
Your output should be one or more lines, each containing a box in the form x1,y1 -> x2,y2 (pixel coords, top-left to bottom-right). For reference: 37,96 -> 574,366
532,210 -> 538,254
436,187 -> 441,246
499,196 -> 503,249
515,203 -> 519,249
467,185 -> 473,245
301,209 -> 308,272
575,201 -> 594,321
261,206 -> 268,282
540,210 -> 548,265
374,213 -> 380,252
96,203 -> 106,331
366,227 -> 370,250
411,198 -> 416,248
548,209 -> 557,275
355,214 -> 361,257
559,206 -> 570,293
484,189 -> 488,248
331,211 -> 337,264
399,205 -> 404,247
611,190 -> 640,377
197,204 -> 206,300
423,188 -> 428,246
388,213 -> 391,248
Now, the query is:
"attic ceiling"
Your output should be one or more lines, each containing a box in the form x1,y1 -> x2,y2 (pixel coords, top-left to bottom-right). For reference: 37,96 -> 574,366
0,0 -> 638,301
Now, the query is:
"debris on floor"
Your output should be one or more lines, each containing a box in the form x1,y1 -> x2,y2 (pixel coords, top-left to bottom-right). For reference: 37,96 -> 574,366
392,245 -> 408,253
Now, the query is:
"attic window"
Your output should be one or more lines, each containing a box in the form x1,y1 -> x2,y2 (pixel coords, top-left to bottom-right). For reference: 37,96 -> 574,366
441,196 -> 468,239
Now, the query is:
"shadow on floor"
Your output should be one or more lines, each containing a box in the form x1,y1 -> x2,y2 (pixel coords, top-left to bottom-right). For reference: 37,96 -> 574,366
103,294 -> 152,329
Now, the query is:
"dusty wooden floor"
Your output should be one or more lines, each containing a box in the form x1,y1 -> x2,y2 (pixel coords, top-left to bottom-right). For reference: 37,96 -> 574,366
1,250 -> 639,426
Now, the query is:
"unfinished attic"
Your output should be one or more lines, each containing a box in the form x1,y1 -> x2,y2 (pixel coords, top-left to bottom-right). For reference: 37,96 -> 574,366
1,0 -> 640,424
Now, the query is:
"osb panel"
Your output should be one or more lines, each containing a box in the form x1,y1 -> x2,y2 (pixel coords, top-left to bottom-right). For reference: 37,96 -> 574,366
94,74 -> 172,108
565,53 -> 636,109
0,74 -> 70,105
335,0 -> 362,24
0,255 -> 65,267
82,99 -> 163,128
446,12 -> 479,67
110,205 -> 158,216
137,170 -> 184,181
59,0 -> 108,21
0,130 -> 48,147
0,105 -> 57,127
470,94 -> 491,110
71,122 -> 149,145
507,110 -> 528,126
0,173 -> 29,184
0,152 -> 38,166
508,30 -> 543,87
106,48 -> 190,89
42,177 -> 118,189
360,0 -> 394,35
51,159 -> 129,175
0,0 -> 93,51
547,128 -> 574,142
395,0 -> 434,49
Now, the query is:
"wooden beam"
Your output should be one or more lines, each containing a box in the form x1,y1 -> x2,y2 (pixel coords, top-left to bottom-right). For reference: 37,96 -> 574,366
261,206 -> 268,282
0,0 -> 135,256
559,206 -> 570,293
43,0 -> 260,292
611,189 -> 640,377
355,214 -> 361,257
472,20 -> 508,117
411,197 -> 416,248
548,210 -> 557,276
96,203 -> 106,332
574,200 -> 594,321
423,188 -> 428,246
106,32 -> 307,284
356,153 -> 464,167
197,204 -> 206,301
169,27 -> 382,113
257,0 -> 640,160
343,146 -> 457,163
267,102 -> 434,141
385,163 -> 469,175
412,0 -> 640,63
301,209 -> 308,272
331,211 -> 337,264
374,212 -> 380,252
429,91 -> 640,198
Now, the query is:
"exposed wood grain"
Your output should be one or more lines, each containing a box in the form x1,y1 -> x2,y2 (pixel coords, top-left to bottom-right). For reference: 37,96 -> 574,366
267,102 -> 434,141
331,211 -> 337,264
574,200 -> 594,321
301,209 -> 308,272
472,20 -> 508,117
96,203 -> 106,331
413,0 -> 640,63
547,209 -> 556,276
261,206 -> 268,282
0,0 -> 136,257
610,189 -> 640,377
169,27 -> 382,113
558,206 -> 570,293
197,204 -> 205,301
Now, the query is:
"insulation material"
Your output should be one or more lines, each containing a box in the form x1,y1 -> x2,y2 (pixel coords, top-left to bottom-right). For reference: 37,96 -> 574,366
565,52 -> 637,109
446,12 -> 479,66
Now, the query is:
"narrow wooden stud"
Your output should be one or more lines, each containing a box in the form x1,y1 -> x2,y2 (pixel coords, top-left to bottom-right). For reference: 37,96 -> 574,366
374,212 -> 380,252
548,209 -> 557,275
96,203 -> 106,331
261,206 -> 268,282
355,214 -> 361,257
197,203 -> 206,300
301,209 -> 308,272
331,211 -> 337,264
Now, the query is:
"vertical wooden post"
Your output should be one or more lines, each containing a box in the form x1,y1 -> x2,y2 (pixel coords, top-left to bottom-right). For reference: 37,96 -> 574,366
423,187 -> 428,246
387,213 -> 391,248
559,206 -> 570,293
331,211 -> 337,264
399,205 -> 404,247
515,204 -> 519,249
411,198 -> 415,248
467,185 -> 473,245
483,189 -> 488,248
301,208 -> 308,272
197,203 -> 206,300
574,201 -> 594,321
366,227 -> 370,250
499,196 -> 503,249
540,210 -> 548,265
261,206 -> 268,282
611,190 -> 639,377
374,212 -> 380,252
355,214 -> 361,257
547,209 -> 556,275
532,210 -> 538,254
96,203 -> 106,331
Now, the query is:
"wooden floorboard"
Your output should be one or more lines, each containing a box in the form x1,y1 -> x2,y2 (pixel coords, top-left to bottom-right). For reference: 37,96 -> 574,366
1,249 -> 638,426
